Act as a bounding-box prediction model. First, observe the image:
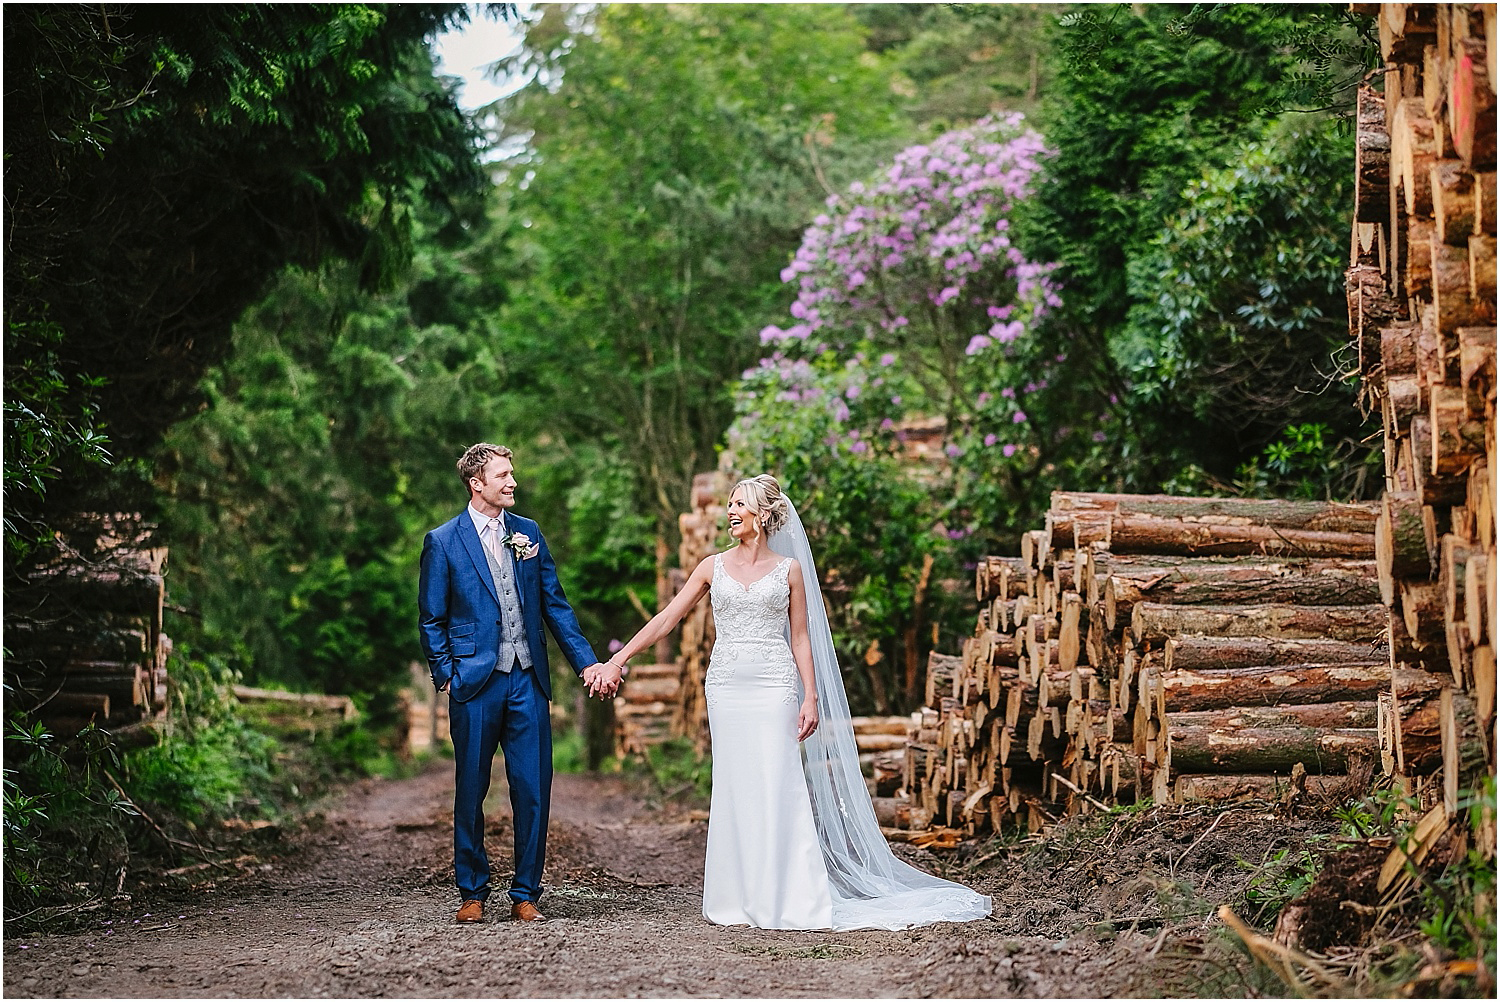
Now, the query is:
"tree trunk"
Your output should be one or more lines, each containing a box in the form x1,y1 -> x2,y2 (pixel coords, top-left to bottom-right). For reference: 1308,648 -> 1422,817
1158,663 -> 1396,712
1105,561 -> 1380,631
1173,773 -> 1349,802
1165,635 -> 1386,672
1049,492 -> 1379,535
1166,723 -> 1376,774
1166,701 -> 1379,731
1132,602 -> 1387,645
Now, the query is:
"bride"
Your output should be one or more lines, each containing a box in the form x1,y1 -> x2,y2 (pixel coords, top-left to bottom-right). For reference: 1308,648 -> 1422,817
597,474 -> 991,930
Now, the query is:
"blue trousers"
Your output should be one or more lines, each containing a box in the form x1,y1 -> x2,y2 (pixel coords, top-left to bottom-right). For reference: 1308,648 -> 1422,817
450,662 -> 551,903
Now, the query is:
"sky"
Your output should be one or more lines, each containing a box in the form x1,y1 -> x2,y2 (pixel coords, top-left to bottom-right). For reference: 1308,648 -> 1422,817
430,4 -> 532,111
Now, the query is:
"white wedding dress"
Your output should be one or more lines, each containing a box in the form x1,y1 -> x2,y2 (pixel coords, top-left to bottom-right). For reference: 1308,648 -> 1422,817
701,538 -> 992,931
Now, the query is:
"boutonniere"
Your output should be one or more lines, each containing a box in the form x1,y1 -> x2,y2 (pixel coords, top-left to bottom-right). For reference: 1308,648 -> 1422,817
501,530 -> 534,560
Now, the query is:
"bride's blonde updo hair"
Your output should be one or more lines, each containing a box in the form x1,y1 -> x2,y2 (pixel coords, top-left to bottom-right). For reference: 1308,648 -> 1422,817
733,474 -> 791,537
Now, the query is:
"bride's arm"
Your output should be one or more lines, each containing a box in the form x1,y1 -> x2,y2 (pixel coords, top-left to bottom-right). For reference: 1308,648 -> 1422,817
606,555 -> 715,673
787,562 -> 820,741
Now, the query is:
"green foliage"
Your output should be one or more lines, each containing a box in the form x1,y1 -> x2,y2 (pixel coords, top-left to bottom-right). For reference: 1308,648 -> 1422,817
729,354 -> 952,710
853,3 -> 1053,123
1117,123 -> 1370,486
122,650 -> 280,825
156,196 -> 511,703
1233,423 -> 1383,500
2,318 -> 113,561
1239,842 -> 1326,927
3,716 -> 137,910
489,3 -> 907,540
1016,3 -> 1379,496
4,3 -> 483,573
631,738 -> 713,806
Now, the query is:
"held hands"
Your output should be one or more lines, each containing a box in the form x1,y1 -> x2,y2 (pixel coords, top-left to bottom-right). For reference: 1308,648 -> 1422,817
583,660 -> 624,699
796,696 -> 819,742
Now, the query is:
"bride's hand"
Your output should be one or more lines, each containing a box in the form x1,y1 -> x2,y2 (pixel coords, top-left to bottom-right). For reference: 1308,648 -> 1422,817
796,697 -> 819,742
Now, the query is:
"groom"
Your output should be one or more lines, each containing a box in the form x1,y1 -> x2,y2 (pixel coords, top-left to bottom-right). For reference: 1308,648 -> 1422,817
418,443 -> 614,924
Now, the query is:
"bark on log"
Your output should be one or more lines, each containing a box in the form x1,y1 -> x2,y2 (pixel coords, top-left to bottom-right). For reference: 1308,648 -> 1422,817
852,716 -> 912,737
1132,602 -> 1387,645
1166,701 -> 1379,731
1471,235 -> 1498,301
1164,636 -> 1386,672
1476,171 -> 1499,235
1432,160 -> 1477,244
1357,83 -> 1392,223
925,652 -> 962,708
1430,384 -> 1485,475
1173,773 -> 1350,802
1158,663 -> 1398,712
621,676 -> 681,703
856,733 -> 909,753
1350,265 -> 1399,373
1433,239 -> 1494,329
1378,492 -> 1434,607
1442,688 -> 1485,813
1399,577 -> 1448,647
1459,327 -> 1497,423
1049,493 -> 1379,534
1382,321 -> 1421,376
34,692 -> 111,720
1408,216 -> 1436,300
1411,414 -> 1470,504
1166,723 -> 1376,774
1105,561 -> 1380,632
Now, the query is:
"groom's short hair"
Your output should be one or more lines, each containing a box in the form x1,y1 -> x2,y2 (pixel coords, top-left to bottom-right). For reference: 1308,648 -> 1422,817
457,443 -> 513,488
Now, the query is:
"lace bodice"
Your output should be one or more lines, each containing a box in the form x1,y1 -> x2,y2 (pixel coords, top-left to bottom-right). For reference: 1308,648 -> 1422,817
707,554 -> 796,695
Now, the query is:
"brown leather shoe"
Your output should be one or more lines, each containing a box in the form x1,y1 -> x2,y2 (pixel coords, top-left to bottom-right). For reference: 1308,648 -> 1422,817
455,899 -> 483,923
510,900 -> 546,922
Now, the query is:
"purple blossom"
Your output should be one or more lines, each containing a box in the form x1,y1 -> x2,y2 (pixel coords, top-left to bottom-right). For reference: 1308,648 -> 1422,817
1013,411 -> 1028,424
1002,444 -> 1018,457
851,440 -> 868,454
965,334 -> 991,356
983,433 -> 999,447
944,444 -> 963,458
879,352 -> 896,367
1093,431 -> 1108,442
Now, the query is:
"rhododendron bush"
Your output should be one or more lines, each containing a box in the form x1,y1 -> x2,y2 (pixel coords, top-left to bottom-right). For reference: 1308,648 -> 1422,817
726,115 -> 1087,700
728,115 -> 1078,535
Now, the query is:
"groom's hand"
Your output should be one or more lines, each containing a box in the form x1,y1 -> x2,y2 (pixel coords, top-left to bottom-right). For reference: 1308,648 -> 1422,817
584,662 -> 622,698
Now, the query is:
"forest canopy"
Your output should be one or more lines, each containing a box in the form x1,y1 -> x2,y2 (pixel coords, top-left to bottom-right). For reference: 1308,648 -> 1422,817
5,2 -> 1377,713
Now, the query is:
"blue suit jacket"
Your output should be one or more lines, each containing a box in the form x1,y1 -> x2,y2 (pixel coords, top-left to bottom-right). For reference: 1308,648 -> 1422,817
417,510 -> 596,702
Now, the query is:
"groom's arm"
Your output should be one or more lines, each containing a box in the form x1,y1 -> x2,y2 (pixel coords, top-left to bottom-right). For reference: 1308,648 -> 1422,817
417,531 -> 456,692
534,530 -> 599,676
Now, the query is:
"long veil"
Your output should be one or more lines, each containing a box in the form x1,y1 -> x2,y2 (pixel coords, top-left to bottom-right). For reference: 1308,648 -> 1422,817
768,498 -> 992,930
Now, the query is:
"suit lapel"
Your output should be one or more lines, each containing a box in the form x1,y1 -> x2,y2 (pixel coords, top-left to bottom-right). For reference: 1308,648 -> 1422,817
457,512 -> 501,606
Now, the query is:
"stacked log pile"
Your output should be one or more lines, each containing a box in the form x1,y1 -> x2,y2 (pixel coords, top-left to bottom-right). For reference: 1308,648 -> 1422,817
613,661 -> 683,755
6,514 -> 171,744
906,493 -> 1390,835
612,471 -> 729,756
1349,3 -> 1497,819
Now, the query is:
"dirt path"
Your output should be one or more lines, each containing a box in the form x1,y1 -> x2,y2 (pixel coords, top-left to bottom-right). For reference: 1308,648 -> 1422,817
4,761 -> 1185,998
